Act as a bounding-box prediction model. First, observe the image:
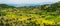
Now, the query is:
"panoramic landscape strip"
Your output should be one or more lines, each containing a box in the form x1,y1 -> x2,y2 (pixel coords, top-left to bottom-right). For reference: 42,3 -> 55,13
0,0 -> 60,26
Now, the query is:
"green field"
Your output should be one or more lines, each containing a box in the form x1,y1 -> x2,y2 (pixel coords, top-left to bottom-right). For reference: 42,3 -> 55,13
0,2 -> 60,26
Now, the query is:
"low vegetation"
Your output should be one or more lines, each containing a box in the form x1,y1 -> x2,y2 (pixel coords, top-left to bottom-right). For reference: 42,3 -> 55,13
0,2 -> 60,26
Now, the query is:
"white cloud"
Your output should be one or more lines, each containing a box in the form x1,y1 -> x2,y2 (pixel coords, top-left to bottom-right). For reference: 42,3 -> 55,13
0,0 -> 60,4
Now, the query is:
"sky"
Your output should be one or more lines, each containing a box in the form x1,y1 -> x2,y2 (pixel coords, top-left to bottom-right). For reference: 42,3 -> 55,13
0,0 -> 60,4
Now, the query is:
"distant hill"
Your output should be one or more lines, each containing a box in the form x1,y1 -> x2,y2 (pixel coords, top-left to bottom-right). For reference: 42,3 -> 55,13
0,4 -> 15,8
3,2 -> 53,7
0,1 -> 60,12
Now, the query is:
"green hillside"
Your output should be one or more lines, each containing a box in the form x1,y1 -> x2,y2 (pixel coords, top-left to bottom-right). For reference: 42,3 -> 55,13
0,2 -> 60,26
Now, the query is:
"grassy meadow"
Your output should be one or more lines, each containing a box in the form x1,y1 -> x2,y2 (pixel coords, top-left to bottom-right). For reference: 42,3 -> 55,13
0,2 -> 60,26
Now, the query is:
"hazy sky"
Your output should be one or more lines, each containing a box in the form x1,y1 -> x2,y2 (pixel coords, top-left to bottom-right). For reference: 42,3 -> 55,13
0,0 -> 60,4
